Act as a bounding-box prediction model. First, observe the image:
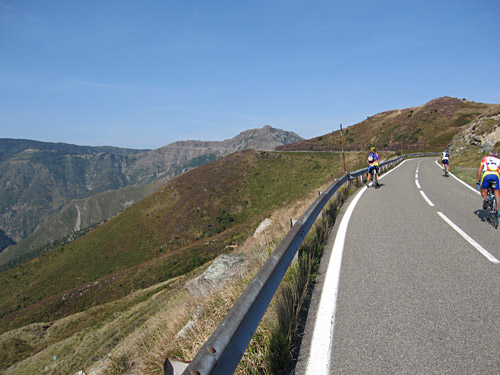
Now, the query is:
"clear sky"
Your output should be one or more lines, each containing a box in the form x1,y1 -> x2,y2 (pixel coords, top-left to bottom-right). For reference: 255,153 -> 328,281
1,0 -> 499,149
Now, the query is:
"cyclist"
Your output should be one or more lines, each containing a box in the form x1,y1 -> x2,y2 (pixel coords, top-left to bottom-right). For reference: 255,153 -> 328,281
366,146 -> 380,187
477,149 -> 500,209
441,149 -> 450,176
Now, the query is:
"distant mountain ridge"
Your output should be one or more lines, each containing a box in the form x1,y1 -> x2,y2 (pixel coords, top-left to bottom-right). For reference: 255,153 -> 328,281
0,126 -> 303,264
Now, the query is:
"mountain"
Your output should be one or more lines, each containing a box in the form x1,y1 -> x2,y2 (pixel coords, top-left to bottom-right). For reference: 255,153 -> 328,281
276,97 -> 496,152
0,126 -> 303,267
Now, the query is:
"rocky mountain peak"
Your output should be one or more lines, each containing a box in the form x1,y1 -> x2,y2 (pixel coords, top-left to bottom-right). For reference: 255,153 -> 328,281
229,125 -> 303,151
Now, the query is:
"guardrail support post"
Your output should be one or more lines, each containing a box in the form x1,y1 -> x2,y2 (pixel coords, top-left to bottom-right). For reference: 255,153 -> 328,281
165,358 -> 190,375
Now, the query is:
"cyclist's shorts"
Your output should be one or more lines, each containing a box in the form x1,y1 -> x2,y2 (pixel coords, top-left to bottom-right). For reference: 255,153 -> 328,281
368,165 -> 379,174
442,159 -> 449,165
481,173 -> 500,190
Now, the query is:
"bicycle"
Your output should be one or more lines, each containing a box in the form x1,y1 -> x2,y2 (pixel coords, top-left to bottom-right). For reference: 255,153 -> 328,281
368,166 -> 380,188
485,181 -> 499,229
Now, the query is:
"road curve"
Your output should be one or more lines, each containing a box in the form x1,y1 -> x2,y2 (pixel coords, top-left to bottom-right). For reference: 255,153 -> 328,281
297,157 -> 500,375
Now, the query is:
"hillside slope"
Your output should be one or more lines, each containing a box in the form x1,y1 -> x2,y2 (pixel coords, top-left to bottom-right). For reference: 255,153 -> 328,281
0,149 -> 361,347
437,103 -> 500,186
0,180 -> 166,271
0,126 -> 303,263
276,97 -> 495,152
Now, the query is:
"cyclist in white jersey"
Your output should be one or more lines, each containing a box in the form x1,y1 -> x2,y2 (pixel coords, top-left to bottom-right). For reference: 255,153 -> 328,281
441,149 -> 450,176
477,150 -> 500,209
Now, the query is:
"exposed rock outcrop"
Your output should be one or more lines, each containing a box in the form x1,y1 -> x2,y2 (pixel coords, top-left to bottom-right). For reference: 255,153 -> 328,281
185,254 -> 247,298
254,218 -> 272,236
450,113 -> 500,153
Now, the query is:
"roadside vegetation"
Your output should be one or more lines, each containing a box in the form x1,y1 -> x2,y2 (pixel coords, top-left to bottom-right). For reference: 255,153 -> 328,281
450,143 -> 500,186
109,182 -> 356,375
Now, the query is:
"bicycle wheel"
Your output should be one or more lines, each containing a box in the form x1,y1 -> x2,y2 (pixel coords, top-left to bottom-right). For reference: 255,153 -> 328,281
490,195 -> 499,229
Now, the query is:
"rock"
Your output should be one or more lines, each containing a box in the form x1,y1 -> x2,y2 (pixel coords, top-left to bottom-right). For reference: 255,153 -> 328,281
482,126 -> 500,151
176,307 -> 204,338
185,254 -> 246,297
254,218 -> 272,236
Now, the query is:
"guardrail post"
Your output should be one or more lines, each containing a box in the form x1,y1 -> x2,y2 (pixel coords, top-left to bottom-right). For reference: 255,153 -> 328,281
165,358 -> 190,375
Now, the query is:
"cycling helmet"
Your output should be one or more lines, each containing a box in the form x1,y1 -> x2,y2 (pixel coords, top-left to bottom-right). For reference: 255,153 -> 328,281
371,147 -> 376,151
489,149 -> 498,157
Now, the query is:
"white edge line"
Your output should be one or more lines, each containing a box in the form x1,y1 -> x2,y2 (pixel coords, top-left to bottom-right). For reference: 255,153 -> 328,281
437,212 -> 500,264
415,179 -> 421,189
305,186 -> 367,374
434,160 -> 480,195
420,190 -> 435,206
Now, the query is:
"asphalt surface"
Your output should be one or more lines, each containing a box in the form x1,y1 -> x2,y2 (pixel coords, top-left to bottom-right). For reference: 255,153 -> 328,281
297,157 -> 500,375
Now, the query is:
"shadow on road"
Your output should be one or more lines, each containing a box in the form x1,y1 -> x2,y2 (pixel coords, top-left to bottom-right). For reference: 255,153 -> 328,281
474,209 -> 486,222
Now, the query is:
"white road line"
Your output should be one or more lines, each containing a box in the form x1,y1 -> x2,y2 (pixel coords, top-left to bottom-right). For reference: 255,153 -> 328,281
450,172 -> 481,195
305,158 -> 409,374
437,212 -> 500,264
416,179 -> 421,189
420,191 -> 435,206
305,187 -> 366,374
434,160 -> 480,195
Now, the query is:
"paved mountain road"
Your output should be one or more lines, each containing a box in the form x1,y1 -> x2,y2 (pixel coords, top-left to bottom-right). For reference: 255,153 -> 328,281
298,157 -> 500,374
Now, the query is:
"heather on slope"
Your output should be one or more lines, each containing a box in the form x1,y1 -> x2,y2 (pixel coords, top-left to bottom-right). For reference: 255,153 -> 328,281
0,150 -> 364,341
277,97 -> 495,152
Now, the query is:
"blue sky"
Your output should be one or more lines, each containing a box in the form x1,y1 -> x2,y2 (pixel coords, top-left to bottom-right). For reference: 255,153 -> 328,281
1,0 -> 499,149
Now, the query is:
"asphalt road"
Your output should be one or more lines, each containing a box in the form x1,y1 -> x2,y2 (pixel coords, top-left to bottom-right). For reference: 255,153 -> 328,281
297,157 -> 500,375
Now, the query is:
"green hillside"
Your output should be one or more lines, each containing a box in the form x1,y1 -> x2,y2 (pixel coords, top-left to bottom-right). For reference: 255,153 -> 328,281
0,126 -> 302,263
0,180 -> 165,271
0,150 -> 365,351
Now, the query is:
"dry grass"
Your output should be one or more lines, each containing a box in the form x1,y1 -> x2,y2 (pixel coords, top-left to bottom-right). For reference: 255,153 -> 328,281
1,175 -> 356,375
80,185 -> 329,375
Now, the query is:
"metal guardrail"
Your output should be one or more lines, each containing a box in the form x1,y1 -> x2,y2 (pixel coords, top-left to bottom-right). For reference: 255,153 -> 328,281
172,152 -> 439,375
